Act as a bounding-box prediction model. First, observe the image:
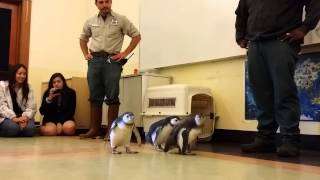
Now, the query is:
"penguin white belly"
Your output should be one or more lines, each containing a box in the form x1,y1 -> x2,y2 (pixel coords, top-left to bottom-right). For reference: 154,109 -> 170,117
187,128 -> 202,144
110,123 -> 133,148
177,128 -> 187,150
154,126 -> 173,145
177,128 -> 202,150
151,127 -> 160,144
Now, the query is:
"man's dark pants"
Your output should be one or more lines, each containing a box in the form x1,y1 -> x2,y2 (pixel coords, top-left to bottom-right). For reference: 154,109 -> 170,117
247,40 -> 300,144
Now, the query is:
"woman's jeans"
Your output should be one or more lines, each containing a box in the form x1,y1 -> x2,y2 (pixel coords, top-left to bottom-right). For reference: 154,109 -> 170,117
0,118 -> 37,137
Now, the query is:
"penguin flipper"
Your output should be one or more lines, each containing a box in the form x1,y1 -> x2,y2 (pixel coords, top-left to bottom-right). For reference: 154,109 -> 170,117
163,142 -> 170,152
153,127 -> 163,143
132,125 -> 142,145
164,133 -> 176,152
148,119 -> 165,134
181,129 -> 190,155
110,119 -> 119,131
147,126 -> 160,144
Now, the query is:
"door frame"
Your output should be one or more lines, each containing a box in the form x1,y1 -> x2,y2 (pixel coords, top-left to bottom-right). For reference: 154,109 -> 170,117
0,0 -> 31,67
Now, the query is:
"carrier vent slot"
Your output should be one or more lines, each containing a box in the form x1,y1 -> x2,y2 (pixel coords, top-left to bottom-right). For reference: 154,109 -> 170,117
148,98 -> 176,107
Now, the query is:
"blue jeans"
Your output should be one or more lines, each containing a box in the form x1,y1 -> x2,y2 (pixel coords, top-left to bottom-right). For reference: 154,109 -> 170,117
87,55 -> 123,106
0,118 -> 37,137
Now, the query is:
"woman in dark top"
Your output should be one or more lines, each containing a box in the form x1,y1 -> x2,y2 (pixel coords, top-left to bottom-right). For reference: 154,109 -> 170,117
40,73 -> 76,136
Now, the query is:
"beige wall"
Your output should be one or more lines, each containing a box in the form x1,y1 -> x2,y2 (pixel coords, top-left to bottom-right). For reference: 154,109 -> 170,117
27,0 -> 320,135
158,57 -> 320,135
28,0 -> 140,122
158,57 -> 257,132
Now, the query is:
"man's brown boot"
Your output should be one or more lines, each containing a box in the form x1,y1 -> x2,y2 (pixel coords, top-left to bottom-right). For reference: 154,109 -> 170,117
79,104 -> 102,139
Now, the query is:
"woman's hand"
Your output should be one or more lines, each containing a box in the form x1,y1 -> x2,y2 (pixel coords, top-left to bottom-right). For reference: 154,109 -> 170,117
12,117 -> 21,123
19,121 -> 27,129
12,116 -> 28,128
48,88 -> 61,101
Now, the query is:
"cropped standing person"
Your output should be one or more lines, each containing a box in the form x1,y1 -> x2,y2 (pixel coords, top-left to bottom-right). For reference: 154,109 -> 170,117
235,0 -> 320,157
79,0 -> 141,139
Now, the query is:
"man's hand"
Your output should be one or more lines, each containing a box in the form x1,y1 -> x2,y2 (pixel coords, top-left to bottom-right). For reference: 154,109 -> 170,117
238,39 -> 248,49
281,28 -> 306,44
84,53 -> 93,61
112,52 -> 129,61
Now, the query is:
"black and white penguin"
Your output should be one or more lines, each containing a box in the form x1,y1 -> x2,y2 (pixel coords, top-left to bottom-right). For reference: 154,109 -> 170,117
146,116 -> 181,151
164,114 -> 205,155
109,112 -> 141,154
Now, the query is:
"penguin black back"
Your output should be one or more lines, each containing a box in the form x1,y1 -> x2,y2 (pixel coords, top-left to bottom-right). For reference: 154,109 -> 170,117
146,116 -> 180,144
164,116 -> 197,152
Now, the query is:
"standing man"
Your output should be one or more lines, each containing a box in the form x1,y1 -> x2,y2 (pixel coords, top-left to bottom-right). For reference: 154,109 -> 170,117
79,0 -> 141,139
235,0 -> 320,157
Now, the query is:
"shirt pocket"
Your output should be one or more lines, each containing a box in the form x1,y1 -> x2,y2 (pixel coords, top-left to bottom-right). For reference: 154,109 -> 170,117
108,24 -> 122,37
90,24 -> 102,37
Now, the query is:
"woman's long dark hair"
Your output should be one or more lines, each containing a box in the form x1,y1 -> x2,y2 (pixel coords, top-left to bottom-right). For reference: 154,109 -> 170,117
46,73 -> 70,108
46,73 -> 69,92
8,64 -> 29,104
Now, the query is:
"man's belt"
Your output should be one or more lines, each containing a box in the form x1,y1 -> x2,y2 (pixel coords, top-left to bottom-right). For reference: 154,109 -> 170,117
90,51 -> 111,57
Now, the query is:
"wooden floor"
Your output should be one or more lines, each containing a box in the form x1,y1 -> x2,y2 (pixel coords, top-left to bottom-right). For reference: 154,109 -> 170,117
0,137 -> 319,180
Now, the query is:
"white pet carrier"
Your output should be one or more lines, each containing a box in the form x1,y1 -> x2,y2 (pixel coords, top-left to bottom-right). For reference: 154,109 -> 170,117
142,84 -> 216,141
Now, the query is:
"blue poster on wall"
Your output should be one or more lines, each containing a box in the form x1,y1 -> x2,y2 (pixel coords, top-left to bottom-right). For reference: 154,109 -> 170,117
245,52 -> 320,121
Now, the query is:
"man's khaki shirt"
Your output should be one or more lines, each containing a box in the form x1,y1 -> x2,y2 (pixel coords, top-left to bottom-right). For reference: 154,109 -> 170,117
80,11 -> 140,54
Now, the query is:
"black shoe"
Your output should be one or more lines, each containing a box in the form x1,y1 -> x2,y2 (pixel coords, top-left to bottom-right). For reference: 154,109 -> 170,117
277,143 -> 300,157
241,139 -> 276,153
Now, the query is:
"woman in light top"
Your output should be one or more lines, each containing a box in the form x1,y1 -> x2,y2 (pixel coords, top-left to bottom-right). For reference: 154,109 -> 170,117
39,73 -> 76,136
0,64 -> 37,137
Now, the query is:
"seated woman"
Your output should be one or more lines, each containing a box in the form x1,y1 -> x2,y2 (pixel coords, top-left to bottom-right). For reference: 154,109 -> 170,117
39,73 -> 76,136
0,64 -> 37,137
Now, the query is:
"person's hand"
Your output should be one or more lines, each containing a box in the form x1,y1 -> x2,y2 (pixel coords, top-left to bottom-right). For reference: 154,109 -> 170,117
281,28 -> 306,44
238,39 -> 248,49
19,121 -> 27,129
48,88 -> 61,101
84,53 -> 93,61
20,116 -> 29,123
17,116 -> 29,129
12,116 -> 27,126
112,52 -> 129,62
12,117 -> 21,123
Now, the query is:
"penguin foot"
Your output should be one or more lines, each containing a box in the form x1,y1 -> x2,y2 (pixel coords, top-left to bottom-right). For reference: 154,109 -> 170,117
181,151 -> 196,155
154,145 -> 164,152
103,136 -> 110,141
126,151 -> 139,154
126,147 -> 138,154
111,149 -> 122,154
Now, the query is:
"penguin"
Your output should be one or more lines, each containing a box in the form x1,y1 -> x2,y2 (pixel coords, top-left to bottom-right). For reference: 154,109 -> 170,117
164,114 -> 205,155
146,116 -> 181,151
109,112 -> 141,154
